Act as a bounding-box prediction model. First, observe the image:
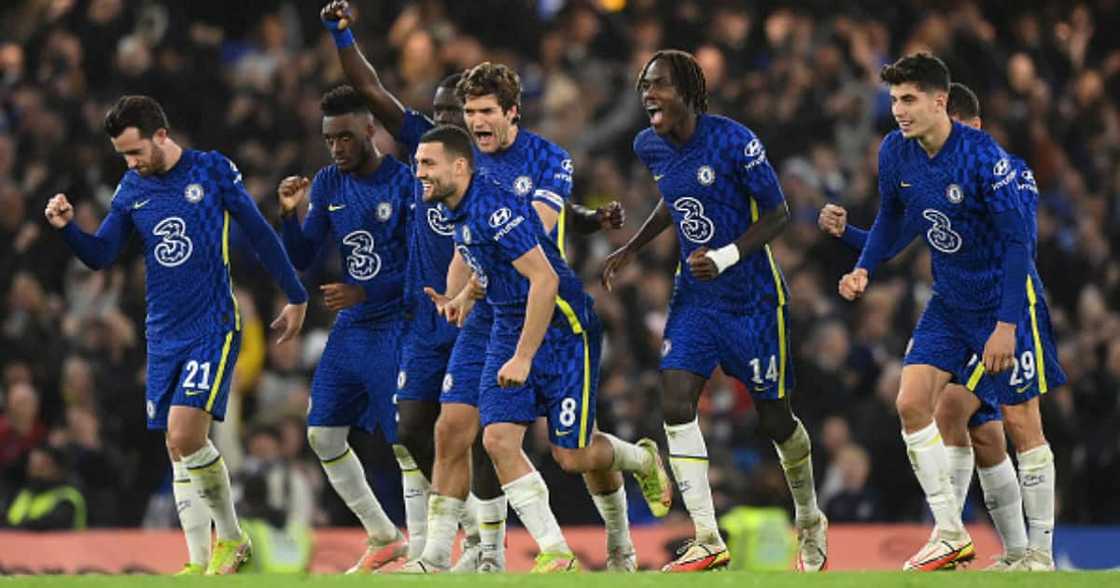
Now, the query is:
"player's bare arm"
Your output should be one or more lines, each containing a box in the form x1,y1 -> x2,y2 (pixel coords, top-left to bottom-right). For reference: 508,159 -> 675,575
320,282 -> 366,312
322,0 -> 407,136
601,199 -> 671,291
691,201 -> 789,281
499,245 -> 558,388
566,200 -> 625,234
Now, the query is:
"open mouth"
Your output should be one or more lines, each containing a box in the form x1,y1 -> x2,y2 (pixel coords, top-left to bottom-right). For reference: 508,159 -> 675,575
646,105 -> 664,126
472,129 -> 494,145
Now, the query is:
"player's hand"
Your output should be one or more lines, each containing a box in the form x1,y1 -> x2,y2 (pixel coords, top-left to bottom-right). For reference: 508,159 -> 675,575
983,321 -> 1017,373
497,355 -> 532,388
818,203 -> 848,238
596,201 -> 626,230
687,246 -> 719,281
466,274 -> 486,300
424,287 -> 473,327
320,283 -> 366,311
600,245 -> 633,292
271,302 -> 308,344
44,193 -> 74,229
839,268 -> 868,301
320,0 -> 353,30
277,176 -> 310,217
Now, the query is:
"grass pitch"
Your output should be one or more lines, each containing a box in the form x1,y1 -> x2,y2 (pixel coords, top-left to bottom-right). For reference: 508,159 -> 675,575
7,571 -> 1117,588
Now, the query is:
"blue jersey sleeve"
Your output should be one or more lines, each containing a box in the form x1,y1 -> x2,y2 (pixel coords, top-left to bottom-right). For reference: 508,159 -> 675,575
398,109 -> 434,159
842,222 -> 920,258
281,172 -> 331,271
531,144 -> 573,212
214,154 -> 308,304
734,131 -> 784,211
979,143 -> 1029,323
60,191 -> 134,270
857,135 -> 905,273
486,205 -> 539,261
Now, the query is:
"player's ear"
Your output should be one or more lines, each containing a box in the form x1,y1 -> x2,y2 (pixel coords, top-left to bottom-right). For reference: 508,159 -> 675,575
506,104 -> 520,125
152,128 -> 168,144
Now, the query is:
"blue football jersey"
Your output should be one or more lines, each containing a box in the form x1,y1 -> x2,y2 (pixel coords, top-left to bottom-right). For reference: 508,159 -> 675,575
858,123 -> 1034,312
443,176 -> 586,329
288,157 -> 412,327
101,150 -> 307,342
634,114 -> 790,313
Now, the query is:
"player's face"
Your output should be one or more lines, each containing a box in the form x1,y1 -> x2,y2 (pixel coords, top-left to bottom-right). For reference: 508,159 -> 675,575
889,83 -> 948,139
110,127 -> 168,176
463,94 -> 516,154
322,113 -> 374,172
432,87 -> 465,129
639,58 -> 688,137
415,142 -> 463,203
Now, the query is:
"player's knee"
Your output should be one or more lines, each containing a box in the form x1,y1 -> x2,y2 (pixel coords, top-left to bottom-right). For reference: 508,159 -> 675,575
895,390 -> 932,428
756,401 -> 796,442
482,426 -> 518,463
434,415 -> 473,458
166,428 -> 205,457
1003,410 -> 1046,452
307,426 -> 349,461
550,446 -> 589,474
661,394 -> 696,426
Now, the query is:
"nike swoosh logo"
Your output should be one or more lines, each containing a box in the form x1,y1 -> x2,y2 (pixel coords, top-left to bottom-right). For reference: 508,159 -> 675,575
1016,383 -> 1032,394
133,199 -> 151,209
900,181 -> 912,188
653,174 -> 664,181
183,389 -> 206,397
328,204 -> 346,211
554,429 -> 571,437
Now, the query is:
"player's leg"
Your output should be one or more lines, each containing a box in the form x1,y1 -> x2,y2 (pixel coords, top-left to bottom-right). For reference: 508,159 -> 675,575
934,383 -> 980,509
470,433 -> 507,572
309,327 -> 403,574
969,414 -> 1028,569
657,305 -> 729,571
410,402 -> 479,571
394,369 -> 440,560
1004,398 -> 1055,570
148,346 -> 211,575
165,331 -> 250,575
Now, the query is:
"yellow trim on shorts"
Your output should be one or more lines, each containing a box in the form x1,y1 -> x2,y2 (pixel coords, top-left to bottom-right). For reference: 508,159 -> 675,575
1026,277 -> 1048,394
205,331 -> 235,412
554,295 -> 591,448
223,212 -> 241,331
965,361 -> 985,391
776,305 -> 787,399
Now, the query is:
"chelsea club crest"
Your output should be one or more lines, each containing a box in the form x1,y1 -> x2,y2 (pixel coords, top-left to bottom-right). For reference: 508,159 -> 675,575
945,184 -> 964,204
184,183 -> 204,203
697,165 -> 715,186
377,202 -> 392,221
514,176 -> 533,196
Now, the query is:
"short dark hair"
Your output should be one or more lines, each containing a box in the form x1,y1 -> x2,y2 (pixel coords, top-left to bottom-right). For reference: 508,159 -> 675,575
320,85 -> 368,117
104,95 -> 169,139
456,62 -> 521,113
947,82 -> 981,120
419,125 -> 474,168
636,49 -> 709,114
438,72 -> 463,90
879,52 -> 950,93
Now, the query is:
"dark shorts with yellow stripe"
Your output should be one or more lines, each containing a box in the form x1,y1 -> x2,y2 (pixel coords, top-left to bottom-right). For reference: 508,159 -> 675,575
660,303 -> 795,399
478,309 -> 602,449
146,330 -> 241,430
906,287 -> 1066,428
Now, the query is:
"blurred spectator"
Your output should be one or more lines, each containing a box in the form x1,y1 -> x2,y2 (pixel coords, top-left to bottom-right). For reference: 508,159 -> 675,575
3,445 -> 86,531
0,382 -> 48,491
822,443 -> 883,522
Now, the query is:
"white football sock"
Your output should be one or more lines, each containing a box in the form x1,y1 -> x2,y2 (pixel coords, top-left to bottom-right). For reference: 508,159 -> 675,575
945,445 -> 975,515
1018,444 -> 1055,554
182,440 -> 241,541
503,471 -> 568,554
419,494 -> 463,568
978,456 -> 1028,559
309,427 -> 398,543
902,423 -> 963,535
665,419 -> 722,544
591,486 -> 633,551
172,460 -> 212,565
775,418 -> 823,527
393,444 -> 431,559
477,495 -> 507,565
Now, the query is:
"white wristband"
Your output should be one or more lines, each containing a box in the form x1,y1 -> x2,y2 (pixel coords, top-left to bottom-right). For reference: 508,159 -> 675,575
704,243 -> 740,274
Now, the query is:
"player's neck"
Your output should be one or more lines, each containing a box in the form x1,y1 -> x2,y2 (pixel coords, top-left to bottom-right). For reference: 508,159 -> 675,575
499,125 -> 519,151
160,141 -> 183,173
444,174 -> 472,210
354,152 -> 384,176
668,114 -> 699,146
917,115 -> 953,158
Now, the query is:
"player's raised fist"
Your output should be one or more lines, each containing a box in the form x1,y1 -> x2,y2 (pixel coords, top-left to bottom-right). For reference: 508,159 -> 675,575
44,193 -> 74,229
687,246 -> 719,281
839,268 -> 868,301
597,201 -> 626,230
321,1 -> 352,30
818,204 -> 847,238
600,246 -> 633,292
277,176 -> 310,216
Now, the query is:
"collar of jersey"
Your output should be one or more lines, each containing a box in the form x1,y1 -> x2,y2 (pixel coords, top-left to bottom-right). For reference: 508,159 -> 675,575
136,149 -> 195,184
915,120 -> 963,166
346,154 -> 398,184
659,113 -> 709,154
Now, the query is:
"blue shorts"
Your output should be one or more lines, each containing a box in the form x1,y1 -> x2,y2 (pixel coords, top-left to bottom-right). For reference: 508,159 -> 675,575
440,310 -> 490,407
396,306 -> 459,404
906,290 -> 1066,428
146,330 -> 241,430
309,320 -> 402,442
479,310 -> 602,449
660,303 -> 795,399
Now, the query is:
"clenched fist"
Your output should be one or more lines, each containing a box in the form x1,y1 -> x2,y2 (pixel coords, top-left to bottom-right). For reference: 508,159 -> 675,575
44,193 -> 74,229
277,176 -> 310,217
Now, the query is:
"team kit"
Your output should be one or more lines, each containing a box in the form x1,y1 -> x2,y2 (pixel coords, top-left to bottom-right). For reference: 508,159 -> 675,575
43,0 -> 1063,576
